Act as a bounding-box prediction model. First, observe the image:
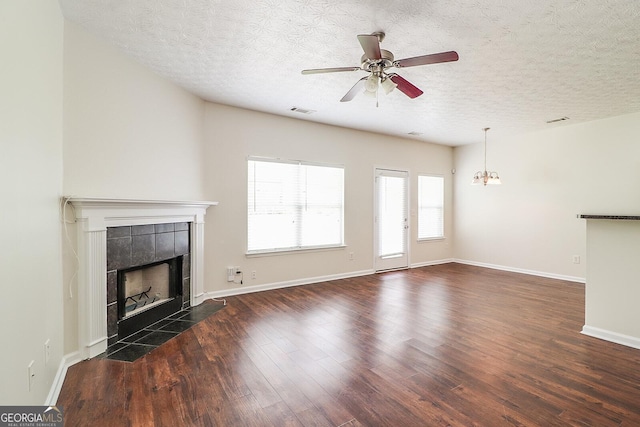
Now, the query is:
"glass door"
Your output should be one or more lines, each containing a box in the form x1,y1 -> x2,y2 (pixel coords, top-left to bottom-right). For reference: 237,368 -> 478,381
374,169 -> 409,271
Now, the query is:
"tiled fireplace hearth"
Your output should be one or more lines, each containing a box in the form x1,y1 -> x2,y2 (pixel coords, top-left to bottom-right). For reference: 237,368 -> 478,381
69,198 -> 217,359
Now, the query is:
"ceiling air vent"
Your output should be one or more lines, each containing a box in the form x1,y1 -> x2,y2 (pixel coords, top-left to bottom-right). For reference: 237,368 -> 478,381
546,116 -> 570,124
290,107 -> 316,115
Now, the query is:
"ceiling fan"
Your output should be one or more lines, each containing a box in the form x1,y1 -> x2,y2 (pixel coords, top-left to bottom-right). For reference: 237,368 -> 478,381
301,32 -> 458,103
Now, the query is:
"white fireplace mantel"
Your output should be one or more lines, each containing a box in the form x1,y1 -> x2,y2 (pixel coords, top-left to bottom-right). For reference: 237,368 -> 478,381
68,197 -> 218,359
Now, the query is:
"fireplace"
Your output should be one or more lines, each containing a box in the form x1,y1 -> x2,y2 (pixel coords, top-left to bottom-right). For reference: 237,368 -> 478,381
106,222 -> 191,344
68,198 -> 217,359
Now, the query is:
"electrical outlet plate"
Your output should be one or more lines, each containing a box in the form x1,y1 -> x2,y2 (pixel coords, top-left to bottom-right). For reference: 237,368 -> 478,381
44,339 -> 51,366
28,360 -> 35,391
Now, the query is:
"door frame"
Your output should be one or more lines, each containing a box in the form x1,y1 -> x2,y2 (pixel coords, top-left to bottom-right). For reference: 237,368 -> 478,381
373,167 -> 410,272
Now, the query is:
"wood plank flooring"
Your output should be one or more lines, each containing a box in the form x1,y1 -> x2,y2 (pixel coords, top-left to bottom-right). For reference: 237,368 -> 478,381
57,263 -> 640,426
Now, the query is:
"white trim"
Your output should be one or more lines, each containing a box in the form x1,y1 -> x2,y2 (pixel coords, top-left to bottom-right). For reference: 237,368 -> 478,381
68,197 -> 217,359
247,155 -> 345,169
45,351 -> 83,405
208,258 -> 583,300
246,244 -> 347,257
374,168 -> 410,272
68,198 -> 217,231
208,261 -> 453,299
417,237 -> 446,243
191,221 -> 207,306
207,269 -> 375,299
581,326 -> 640,350
417,174 -> 445,240
247,160 -> 345,253
453,258 -> 586,283
410,258 -> 454,268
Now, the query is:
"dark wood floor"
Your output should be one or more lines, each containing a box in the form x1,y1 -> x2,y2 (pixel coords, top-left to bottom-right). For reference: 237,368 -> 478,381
58,263 -> 640,426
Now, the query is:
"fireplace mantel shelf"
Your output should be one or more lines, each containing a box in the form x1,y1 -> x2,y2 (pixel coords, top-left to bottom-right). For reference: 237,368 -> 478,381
578,214 -> 640,221
68,197 -> 218,207
68,197 -> 218,231
68,197 -> 218,219
68,197 -> 217,359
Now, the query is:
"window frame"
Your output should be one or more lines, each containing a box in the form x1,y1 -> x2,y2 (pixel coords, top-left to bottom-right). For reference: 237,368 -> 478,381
417,174 -> 445,241
246,156 -> 345,255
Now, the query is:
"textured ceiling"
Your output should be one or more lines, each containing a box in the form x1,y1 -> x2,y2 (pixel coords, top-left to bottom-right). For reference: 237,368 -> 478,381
59,0 -> 640,146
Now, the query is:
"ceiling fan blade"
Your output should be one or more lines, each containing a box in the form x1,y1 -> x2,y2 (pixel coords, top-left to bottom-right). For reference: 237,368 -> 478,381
389,74 -> 423,99
340,76 -> 368,102
357,34 -> 382,60
394,51 -> 459,68
301,66 -> 360,75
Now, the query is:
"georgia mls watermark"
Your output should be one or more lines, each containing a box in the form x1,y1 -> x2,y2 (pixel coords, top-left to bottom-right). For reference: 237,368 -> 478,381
0,406 -> 63,427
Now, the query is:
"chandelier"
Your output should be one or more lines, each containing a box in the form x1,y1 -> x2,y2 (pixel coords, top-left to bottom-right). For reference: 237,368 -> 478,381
472,127 -> 501,186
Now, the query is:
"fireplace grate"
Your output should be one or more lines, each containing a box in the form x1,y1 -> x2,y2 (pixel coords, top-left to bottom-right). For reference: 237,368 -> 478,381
124,286 -> 157,314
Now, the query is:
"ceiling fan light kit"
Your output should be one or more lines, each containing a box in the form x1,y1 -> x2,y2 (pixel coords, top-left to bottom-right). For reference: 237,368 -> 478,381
301,32 -> 458,103
380,76 -> 397,94
472,128 -> 501,186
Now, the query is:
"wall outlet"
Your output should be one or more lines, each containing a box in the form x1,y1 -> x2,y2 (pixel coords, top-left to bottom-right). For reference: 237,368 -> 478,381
44,339 -> 51,366
226,267 -> 235,282
251,271 -> 256,279
28,360 -> 35,391
349,252 -> 354,261
572,255 -> 581,264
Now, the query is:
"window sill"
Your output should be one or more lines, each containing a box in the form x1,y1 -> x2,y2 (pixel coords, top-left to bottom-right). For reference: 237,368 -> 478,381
417,237 -> 446,243
246,244 -> 347,258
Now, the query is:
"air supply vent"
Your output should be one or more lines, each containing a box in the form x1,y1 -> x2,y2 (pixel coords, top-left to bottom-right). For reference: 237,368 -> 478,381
290,107 -> 316,115
546,116 -> 570,124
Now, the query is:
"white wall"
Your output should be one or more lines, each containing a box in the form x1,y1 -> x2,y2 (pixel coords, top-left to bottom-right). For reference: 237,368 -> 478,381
62,21 -> 207,353
63,21 -> 206,200
202,103 -> 454,294
583,220 -> 640,346
453,111 -> 640,281
0,1 -> 64,404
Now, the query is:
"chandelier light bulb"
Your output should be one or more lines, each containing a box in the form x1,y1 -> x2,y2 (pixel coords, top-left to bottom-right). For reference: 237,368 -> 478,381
471,127 -> 501,186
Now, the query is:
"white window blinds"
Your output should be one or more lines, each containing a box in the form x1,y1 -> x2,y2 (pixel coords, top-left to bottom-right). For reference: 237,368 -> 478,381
418,175 -> 444,240
247,158 -> 344,253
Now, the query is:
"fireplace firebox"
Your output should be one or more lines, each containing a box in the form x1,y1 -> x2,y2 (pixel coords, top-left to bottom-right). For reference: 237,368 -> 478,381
117,257 -> 183,338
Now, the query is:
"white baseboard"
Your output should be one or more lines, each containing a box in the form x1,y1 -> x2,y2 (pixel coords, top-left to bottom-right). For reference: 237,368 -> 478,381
453,259 -> 585,283
206,258 -> 584,300
581,325 -> 640,350
410,258 -> 454,269
45,351 -> 84,405
206,269 -> 376,299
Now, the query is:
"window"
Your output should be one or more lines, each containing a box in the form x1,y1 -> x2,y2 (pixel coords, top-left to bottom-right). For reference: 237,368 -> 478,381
247,157 -> 344,253
418,175 -> 444,240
